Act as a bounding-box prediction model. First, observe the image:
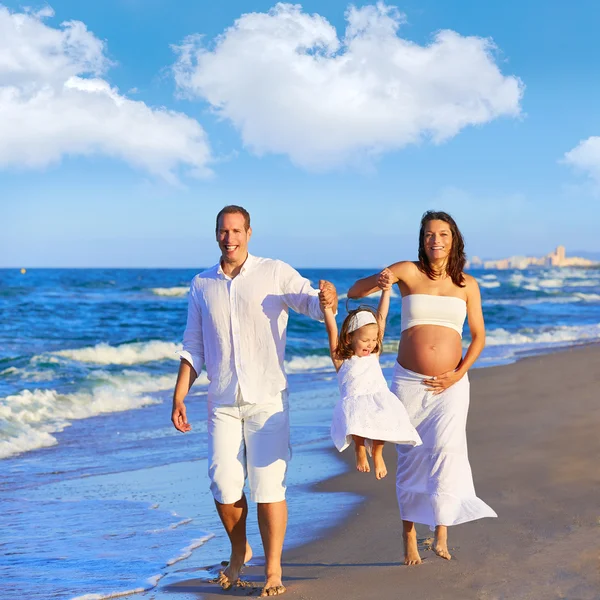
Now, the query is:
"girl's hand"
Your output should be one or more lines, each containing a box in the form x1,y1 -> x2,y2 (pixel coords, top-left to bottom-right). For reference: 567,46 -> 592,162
422,370 -> 463,395
377,268 -> 394,290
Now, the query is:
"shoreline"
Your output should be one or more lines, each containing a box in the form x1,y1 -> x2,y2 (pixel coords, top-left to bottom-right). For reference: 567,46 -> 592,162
157,343 -> 600,599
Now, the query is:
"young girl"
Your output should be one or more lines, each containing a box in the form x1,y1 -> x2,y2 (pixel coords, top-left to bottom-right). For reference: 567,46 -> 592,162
322,272 -> 422,479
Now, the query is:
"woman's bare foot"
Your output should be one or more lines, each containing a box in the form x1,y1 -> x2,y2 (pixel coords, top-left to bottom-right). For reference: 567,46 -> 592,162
260,572 -> 286,596
433,525 -> 452,560
354,444 -> 370,473
402,525 -> 422,565
217,542 -> 252,589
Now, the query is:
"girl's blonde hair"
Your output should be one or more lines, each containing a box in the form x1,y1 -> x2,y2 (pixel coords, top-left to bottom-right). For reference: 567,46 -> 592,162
335,307 -> 383,359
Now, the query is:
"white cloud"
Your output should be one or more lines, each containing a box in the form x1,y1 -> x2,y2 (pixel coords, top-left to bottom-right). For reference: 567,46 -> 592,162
0,5 -> 211,181
564,137 -> 600,184
173,2 -> 523,170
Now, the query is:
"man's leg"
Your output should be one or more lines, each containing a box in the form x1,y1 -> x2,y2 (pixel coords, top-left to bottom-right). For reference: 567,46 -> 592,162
208,404 -> 250,589
214,495 -> 253,587
258,500 -> 287,594
245,393 -> 290,596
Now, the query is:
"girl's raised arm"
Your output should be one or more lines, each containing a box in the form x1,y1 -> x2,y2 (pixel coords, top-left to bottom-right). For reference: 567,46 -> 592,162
376,269 -> 393,342
323,306 -> 343,371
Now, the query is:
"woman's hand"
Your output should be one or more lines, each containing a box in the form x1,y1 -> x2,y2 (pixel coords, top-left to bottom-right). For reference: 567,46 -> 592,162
377,268 -> 395,290
422,370 -> 463,395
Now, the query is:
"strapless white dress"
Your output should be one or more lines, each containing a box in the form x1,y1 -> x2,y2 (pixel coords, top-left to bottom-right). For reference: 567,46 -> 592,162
331,354 -> 422,453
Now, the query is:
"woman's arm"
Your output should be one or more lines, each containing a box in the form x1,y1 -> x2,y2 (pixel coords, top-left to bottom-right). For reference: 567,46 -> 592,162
455,275 -> 486,378
348,261 -> 411,299
347,273 -> 381,299
423,274 -> 486,395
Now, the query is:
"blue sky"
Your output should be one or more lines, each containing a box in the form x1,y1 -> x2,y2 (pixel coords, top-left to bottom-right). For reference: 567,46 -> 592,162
1,0 -> 599,268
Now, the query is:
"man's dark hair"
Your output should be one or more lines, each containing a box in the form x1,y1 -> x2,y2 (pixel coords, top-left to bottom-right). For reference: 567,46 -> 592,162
215,205 -> 251,234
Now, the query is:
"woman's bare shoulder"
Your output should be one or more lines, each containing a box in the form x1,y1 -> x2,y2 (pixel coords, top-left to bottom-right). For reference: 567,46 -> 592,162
388,260 -> 419,276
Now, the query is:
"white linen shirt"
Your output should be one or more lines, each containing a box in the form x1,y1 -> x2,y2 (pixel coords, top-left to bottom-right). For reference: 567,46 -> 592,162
179,254 -> 324,406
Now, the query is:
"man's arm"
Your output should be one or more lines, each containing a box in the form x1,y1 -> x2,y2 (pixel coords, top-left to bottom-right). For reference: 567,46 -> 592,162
278,261 -> 336,321
172,359 -> 196,432
172,281 -> 205,432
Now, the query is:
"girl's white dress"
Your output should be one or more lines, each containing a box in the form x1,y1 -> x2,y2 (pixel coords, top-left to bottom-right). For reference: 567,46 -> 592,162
331,354 -> 422,452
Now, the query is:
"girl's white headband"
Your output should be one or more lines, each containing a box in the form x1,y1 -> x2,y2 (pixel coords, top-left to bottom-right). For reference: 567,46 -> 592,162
347,311 -> 377,333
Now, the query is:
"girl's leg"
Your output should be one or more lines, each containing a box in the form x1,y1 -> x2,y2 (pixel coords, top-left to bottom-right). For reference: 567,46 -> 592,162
352,436 -> 370,473
371,440 -> 387,479
433,525 -> 452,560
402,520 -> 422,565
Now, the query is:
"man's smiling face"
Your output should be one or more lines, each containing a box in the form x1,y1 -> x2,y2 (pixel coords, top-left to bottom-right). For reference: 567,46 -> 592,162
216,212 -> 252,264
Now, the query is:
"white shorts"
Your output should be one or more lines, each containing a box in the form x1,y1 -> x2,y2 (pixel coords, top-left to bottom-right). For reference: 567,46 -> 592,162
207,391 -> 291,504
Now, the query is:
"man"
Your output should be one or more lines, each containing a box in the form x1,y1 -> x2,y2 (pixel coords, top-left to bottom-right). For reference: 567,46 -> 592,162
171,205 -> 337,597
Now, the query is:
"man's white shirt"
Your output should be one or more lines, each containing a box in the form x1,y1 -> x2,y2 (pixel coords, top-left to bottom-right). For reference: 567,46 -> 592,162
180,254 -> 324,406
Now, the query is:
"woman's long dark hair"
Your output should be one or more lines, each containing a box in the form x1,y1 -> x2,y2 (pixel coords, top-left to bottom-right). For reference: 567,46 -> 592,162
418,210 -> 466,287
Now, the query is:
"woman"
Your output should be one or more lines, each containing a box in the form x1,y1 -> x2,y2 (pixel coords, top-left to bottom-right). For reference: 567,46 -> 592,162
348,210 -> 497,565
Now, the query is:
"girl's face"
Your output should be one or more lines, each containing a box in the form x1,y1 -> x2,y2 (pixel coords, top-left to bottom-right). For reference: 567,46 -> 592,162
349,324 -> 379,356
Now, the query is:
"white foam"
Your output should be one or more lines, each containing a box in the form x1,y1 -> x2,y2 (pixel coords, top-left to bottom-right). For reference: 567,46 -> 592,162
166,534 -> 214,566
150,287 -> 189,297
481,274 -> 498,280
48,341 -> 180,365
538,279 -> 563,288
486,323 -> 600,347
479,281 -> 501,289
0,371 -> 174,459
574,292 -> 600,302
284,355 -> 334,373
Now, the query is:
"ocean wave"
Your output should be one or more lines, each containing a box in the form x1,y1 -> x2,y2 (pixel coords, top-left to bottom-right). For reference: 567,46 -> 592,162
150,287 -> 189,297
285,355 -> 334,373
486,323 -> 600,347
479,281 -> 501,289
47,341 -> 180,366
0,371 -> 173,459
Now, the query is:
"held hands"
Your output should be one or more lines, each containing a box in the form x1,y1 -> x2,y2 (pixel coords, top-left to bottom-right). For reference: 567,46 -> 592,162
423,370 -> 463,395
319,280 -> 337,310
377,268 -> 395,291
171,401 -> 192,433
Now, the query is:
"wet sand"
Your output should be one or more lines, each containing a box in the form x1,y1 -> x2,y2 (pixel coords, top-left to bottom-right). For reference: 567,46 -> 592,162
161,344 -> 600,599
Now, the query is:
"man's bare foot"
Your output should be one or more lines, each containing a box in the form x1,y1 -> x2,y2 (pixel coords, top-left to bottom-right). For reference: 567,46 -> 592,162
216,544 -> 249,589
260,573 -> 286,596
403,529 -> 422,565
355,444 -> 370,473
220,541 -> 253,567
373,453 -> 387,479
433,526 -> 452,560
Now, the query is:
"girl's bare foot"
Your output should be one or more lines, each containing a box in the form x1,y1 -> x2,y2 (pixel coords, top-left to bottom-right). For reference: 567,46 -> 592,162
373,453 -> 387,479
402,524 -> 422,565
434,525 -> 452,560
354,444 -> 370,472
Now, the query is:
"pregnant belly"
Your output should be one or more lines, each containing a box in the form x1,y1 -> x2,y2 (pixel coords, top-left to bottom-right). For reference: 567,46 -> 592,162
397,326 -> 463,377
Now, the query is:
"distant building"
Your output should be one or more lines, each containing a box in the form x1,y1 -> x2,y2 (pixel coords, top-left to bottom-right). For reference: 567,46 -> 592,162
467,246 -> 598,270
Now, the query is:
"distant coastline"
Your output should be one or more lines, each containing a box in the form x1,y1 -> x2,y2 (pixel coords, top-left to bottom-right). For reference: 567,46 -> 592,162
467,246 -> 599,270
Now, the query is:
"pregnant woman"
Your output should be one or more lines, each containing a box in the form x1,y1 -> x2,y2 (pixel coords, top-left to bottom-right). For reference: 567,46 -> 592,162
348,210 -> 497,565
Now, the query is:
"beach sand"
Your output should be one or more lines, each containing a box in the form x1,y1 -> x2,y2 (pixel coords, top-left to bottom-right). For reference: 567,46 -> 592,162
158,345 -> 600,599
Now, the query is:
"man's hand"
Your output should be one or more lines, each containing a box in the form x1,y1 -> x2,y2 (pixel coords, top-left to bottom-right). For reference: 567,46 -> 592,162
377,268 -> 395,291
171,401 -> 192,432
319,280 -> 337,309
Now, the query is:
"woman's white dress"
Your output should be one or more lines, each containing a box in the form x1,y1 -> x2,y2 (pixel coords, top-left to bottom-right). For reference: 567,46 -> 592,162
392,363 -> 498,530
331,354 -> 422,453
